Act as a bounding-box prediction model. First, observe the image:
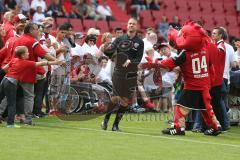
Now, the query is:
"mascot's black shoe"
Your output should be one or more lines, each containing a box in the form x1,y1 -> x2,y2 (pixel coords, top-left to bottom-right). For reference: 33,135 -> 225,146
112,125 -> 121,132
204,128 -> 221,136
162,128 -> 185,135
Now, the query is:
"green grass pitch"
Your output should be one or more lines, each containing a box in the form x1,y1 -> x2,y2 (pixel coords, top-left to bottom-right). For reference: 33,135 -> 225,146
0,113 -> 239,160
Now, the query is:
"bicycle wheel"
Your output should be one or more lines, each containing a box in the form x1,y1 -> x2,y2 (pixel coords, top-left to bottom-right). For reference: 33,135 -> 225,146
65,86 -> 80,114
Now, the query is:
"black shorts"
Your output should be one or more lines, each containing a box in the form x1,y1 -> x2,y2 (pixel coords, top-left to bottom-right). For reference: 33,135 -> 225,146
177,89 -> 206,110
112,71 -> 137,98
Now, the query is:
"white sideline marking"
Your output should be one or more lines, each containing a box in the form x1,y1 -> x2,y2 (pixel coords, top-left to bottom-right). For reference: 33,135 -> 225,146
36,122 -> 240,148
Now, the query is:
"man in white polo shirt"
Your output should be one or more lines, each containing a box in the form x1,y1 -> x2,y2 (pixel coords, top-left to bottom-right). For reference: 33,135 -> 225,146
222,28 -> 238,130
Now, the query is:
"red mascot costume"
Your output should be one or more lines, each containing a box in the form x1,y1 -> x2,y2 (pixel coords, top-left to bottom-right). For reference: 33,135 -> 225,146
144,21 -> 221,136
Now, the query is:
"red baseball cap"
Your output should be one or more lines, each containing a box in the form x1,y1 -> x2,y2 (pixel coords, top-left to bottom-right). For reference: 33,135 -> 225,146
14,14 -> 27,23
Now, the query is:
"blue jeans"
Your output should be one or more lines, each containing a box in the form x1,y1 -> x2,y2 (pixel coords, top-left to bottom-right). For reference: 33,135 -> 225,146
193,111 -> 203,129
221,78 -> 230,129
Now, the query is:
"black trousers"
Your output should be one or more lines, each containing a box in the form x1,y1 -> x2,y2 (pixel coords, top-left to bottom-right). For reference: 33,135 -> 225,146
33,78 -> 46,114
0,78 -> 17,125
210,85 -> 225,128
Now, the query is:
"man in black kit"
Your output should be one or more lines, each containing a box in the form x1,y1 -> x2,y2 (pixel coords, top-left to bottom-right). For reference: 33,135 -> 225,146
101,18 -> 144,131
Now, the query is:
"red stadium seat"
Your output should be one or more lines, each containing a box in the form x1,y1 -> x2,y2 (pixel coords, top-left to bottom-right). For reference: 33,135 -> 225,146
223,3 -> 236,14
56,18 -> 69,27
189,14 -> 202,21
203,21 -> 215,30
70,19 -> 84,32
200,2 -> 213,14
228,28 -> 239,37
125,0 -> 132,14
45,0 -> 51,7
177,13 -> 190,24
141,18 -> 156,29
83,20 -> 96,31
109,21 -> 125,31
164,11 -> 179,22
211,2 -> 223,12
213,15 -> 226,26
96,21 -> 109,33
202,15 -> 215,29
175,0 -> 188,9
225,15 -> 238,27
177,2 -> 189,13
139,10 -> 153,25
162,0 -> 178,11
212,4 -> 224,15
187,1 -> 201,12
211,0 -> 223,2
162,0 -> 176,10
152,10 -> 164,22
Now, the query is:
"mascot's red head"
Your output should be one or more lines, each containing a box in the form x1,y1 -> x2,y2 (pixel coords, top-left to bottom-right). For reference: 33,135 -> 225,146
168,21 -> 209,52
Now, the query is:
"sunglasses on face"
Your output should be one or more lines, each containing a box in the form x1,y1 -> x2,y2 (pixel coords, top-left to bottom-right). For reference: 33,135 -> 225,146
89,39 -> 96,43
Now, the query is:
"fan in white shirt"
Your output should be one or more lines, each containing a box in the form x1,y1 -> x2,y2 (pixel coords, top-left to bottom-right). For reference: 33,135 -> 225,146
96,0 -> 112,19
223,42 -> 238,84
32,6 -> 45,25
31,0 -> 47,12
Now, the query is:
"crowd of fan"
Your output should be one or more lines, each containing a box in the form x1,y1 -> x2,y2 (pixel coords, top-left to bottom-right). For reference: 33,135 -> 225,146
0,1 -> 239,130
0,0 -> 115,21
130,0 -> 161,15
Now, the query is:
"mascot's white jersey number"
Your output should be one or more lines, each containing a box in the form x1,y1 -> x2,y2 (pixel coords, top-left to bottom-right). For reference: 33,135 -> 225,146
192,55 -> 207,74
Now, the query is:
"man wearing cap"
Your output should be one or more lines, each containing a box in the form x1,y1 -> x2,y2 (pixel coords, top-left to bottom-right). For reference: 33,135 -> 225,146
71,32 -> 85,58
157,43 -> 178,113
40,23 -> 56,46
101,18 -> 144,131
82,34 -> 98,56
86,28 -> 100,55
13,14 -> 27,34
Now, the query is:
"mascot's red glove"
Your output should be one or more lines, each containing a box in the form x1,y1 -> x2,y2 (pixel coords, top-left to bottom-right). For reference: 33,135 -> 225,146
141,57 -> 157,69
159,58 -> 177,70
142,57 -> 165,69
142,56 -> 177,71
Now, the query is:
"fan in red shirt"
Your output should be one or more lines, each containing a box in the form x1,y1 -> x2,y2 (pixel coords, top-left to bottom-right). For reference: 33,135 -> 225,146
6,46 -> 63,83
1,22 -> 26,68
12,23 -> 57,83
2,11 -> 15,44
62,0 -> 76,18
144,21 -> 221,136
10,22 -> 58,125
0,13 -> 27,66
0,46 -> 63,127
0,20 -> 28,83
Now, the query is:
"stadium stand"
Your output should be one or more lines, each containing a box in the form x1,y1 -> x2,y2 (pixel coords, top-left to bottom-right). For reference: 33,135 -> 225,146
13,0 -> 239,37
